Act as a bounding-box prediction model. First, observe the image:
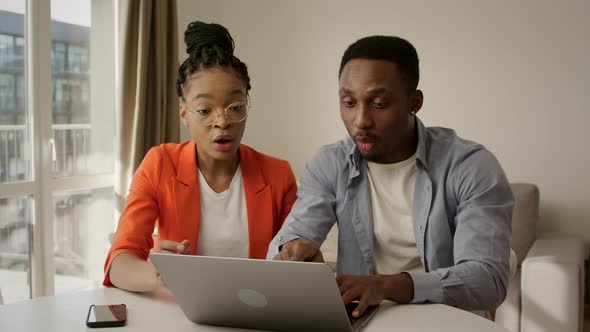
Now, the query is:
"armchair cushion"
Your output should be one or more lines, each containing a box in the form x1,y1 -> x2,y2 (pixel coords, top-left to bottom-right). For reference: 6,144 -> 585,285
520,235 -> 585,332
495,269 -> 522,332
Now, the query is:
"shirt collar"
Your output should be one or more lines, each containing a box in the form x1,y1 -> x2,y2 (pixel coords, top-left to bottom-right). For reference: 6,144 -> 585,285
414,117 -> 429,171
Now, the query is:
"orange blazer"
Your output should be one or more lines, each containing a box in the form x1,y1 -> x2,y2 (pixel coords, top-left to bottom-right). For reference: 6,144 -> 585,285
103,141 -> 297,286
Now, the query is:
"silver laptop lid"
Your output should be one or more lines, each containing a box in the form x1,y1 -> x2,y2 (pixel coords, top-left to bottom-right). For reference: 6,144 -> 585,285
149,253 -> 354,332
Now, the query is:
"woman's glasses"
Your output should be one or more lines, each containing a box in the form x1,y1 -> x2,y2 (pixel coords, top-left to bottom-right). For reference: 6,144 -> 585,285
188,100 -> 249,127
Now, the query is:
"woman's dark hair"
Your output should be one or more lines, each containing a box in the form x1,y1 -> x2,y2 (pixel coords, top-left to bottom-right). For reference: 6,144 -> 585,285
176,22 -> 251,99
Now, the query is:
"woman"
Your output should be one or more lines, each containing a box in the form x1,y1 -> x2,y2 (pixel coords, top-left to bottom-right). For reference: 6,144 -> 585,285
104,22 -> 297,292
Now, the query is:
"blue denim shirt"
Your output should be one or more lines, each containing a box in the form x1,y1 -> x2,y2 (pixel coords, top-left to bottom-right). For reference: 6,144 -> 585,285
267,118 -> 514,314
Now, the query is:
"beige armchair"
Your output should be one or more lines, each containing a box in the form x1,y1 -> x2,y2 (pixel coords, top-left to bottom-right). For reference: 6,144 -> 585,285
495,183 -> 586,332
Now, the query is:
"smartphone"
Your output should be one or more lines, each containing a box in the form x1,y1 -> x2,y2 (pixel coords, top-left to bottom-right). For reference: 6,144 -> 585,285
85,304 -> 127,328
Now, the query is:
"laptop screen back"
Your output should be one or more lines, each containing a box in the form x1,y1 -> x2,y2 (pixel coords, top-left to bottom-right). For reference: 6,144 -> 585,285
150,254 -> 355,332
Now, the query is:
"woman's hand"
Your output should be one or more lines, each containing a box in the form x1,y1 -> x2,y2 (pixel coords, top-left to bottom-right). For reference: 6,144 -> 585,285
109,253 -> 165,292
157,239 -> 191,254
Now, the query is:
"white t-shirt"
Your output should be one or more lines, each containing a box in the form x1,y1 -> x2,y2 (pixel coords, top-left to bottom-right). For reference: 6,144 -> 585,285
196,165 -> 249,258
367,154 -> 423,275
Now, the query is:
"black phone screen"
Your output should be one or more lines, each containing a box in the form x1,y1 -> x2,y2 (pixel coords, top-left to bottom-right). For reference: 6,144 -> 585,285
86,304 -> 127,328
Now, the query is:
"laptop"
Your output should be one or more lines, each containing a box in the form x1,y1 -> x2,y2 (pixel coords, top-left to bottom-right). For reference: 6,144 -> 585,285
149,253 -> 378,332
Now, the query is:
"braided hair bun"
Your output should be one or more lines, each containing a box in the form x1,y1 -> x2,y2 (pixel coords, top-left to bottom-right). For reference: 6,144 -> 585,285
176,21 -> 251,98
184,22 -> 234,57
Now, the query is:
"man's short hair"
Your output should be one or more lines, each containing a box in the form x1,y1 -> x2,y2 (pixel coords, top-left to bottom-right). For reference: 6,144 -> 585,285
339,36 -> 420,91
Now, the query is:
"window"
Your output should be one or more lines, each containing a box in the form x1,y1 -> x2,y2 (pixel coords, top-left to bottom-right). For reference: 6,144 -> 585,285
67,45 -> 88,73
51,42 -> 67,73
0,34 -> 15,67
0,0 -> 115,303
0,73 -> 15,113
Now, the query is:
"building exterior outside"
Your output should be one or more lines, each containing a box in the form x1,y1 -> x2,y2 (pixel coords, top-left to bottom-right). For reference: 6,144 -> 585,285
0,9 -> 95,281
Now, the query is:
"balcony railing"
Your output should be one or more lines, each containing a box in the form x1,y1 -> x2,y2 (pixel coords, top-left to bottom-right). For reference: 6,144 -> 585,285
51,123 -> 91,178
0,122 -> 98,295
0,123 -> 92,182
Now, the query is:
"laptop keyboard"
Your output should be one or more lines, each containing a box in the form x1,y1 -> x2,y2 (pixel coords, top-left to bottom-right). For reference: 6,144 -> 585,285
345,303 -> 360,325
345,303 -> 379,330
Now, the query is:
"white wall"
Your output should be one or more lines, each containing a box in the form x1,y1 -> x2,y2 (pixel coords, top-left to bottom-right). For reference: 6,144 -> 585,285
177,0 -> 590,249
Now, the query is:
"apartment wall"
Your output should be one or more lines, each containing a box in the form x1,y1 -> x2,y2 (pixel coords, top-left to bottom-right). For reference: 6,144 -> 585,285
177,0 -> 590,248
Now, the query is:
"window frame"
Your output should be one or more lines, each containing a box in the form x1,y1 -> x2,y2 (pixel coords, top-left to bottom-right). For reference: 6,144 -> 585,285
0,0 -> 115,298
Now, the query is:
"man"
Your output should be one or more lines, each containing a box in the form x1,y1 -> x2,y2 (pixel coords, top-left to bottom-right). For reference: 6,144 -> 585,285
267,36 -> 514,319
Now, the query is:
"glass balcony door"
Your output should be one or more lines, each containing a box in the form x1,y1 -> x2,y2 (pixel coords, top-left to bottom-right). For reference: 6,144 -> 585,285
0,0 -> 115,303
0,0 -> 34,304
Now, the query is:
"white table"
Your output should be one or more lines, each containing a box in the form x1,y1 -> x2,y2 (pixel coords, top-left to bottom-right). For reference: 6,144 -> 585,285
0,269 -> 100,304
0,287 -> 509,331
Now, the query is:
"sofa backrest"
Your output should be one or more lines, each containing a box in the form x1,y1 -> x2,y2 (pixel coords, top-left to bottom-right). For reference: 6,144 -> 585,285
509,183 -> 539,265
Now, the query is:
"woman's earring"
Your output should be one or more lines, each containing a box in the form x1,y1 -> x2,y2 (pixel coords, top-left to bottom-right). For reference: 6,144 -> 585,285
183,120 -> 189,127
410,111 -> 416,116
